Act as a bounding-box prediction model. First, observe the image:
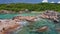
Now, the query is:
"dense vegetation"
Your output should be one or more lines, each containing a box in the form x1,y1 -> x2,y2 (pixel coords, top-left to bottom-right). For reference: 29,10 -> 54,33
0,3 -> 60,12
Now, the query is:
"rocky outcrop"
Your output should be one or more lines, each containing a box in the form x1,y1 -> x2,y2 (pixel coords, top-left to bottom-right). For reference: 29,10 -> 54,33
0,9 -> 31,14
19,9 -> 31,14
12,16 -> 36,22
0,20 -> 21,34
40,10 -> 60,23
0,10 -> 16,14
13,10 -> 60,23
0,10 -> 10,14
0,16 -> 37,34
0,10 -> 60,34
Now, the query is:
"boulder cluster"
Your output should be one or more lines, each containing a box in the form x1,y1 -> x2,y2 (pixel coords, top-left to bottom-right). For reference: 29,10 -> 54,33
0,16 -> 36,34
0,19 -> 21,34
12,16 -> 36,22
0,9 -> 30,14
40,10 -> 60,23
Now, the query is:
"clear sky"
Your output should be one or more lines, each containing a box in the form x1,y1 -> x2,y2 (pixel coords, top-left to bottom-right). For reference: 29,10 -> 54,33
0,0 -> 60,4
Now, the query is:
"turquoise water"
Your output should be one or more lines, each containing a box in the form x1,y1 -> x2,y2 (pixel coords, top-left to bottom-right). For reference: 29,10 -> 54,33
0,14 -> 18,19
0,13 -> 60,34
0,13 -> 39,19
17,19 -> 58,34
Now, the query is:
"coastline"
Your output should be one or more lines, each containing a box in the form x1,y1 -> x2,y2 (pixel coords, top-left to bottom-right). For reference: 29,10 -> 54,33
0,10 -> 60,34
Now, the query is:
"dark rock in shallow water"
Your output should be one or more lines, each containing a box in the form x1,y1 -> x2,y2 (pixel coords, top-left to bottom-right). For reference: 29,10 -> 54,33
53,20 -> 59,23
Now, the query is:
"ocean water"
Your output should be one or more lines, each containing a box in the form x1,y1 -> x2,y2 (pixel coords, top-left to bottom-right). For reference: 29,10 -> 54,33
0,13 -> 60,34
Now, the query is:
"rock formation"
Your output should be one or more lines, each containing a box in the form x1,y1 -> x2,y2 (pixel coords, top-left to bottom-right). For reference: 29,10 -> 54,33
19,9 -> 30,14
0,20 -> 21,34
12,16 -> 36,22
0,10 -> 15,14
37,26 -> 48,32
0,16 -> 37,34
40,10 -> 60,23
0,10 -> 60,34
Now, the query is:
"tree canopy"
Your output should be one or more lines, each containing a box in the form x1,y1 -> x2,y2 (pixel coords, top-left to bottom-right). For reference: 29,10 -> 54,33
0,3 -> 60,12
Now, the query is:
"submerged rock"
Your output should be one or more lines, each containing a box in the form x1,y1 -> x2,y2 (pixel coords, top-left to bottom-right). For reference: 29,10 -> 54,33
37,26 -> 48,32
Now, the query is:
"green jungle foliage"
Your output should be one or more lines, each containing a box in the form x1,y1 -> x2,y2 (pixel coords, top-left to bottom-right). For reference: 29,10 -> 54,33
0,3 -> 60,12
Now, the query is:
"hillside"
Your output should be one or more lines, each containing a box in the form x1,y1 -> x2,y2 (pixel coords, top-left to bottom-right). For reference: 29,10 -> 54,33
0,3 -> 60,12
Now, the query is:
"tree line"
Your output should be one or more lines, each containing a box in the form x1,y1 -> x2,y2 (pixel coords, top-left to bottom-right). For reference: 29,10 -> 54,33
0,3 -> 60,12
